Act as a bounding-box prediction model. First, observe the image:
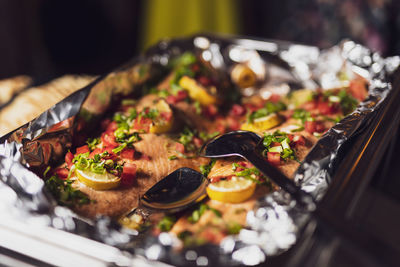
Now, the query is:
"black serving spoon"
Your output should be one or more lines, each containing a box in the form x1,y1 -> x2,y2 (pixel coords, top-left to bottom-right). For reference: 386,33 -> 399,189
125,167 -> 208,220
200,131 -> 315,211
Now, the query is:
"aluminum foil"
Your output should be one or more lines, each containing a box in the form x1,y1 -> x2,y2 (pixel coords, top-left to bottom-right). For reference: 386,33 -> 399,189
0,35 -> 399,266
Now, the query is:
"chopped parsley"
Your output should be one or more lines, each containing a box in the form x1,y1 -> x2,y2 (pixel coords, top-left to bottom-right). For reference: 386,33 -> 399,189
168,155 -> 178,160
338,90 -> 358,115
157,215 -> 177,232
45,175 -> 90,206
247,101 -> 287,123
200,159 -> 216,177
292,109 -> 311,124
188,203 -> 222,223
86,137 -> 100,151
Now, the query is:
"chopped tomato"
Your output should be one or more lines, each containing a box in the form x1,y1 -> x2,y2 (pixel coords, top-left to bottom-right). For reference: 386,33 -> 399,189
267,152 -> 281,166
166,90 -> 188,104
54,168 -> 69,180
305,121 -> 325,133
191,64 -> 200,72
121,163 -> 137,187
292,135 -> 306,146
65,152 -> 74,168
303,100 -> 317,111
226,116 -> 240,131
271,142 -> 281,147
198,76 -> 212,86
101,132 -> 119,148
349,79 -> 368,101
106,121 -> 118,132
76,145 -> 90,155
269,93 -> 281,103
102,147 -> 117,159
202,104 -> 218,118
317,101 -> 336,115
89,148 -> 103,159
175,142 -> 185,153
229,104 -> 246,117
160,111 -> 173,121
120,148 -> 135,160
133,117 -> 151,132
193,137 -> 203,148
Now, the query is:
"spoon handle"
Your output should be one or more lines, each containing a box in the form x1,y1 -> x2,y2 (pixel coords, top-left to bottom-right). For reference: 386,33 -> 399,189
244,152 -> 315,211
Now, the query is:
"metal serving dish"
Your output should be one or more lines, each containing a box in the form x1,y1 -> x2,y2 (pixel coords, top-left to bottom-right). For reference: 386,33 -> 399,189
0,35 -> 399,266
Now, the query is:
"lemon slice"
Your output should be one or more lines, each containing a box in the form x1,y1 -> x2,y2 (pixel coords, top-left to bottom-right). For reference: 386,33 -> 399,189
206,176 -> 256,203
149,99 -> 174,134
179,76 -> 217,106
76,169 -> 121,190
240,113 -> 283,132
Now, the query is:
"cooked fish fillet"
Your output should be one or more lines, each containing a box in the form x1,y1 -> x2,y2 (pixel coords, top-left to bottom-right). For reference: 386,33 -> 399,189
73,133 -> 209,218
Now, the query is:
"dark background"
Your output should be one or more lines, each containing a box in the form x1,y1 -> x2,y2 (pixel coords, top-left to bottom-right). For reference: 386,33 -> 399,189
1,0 -> 399,83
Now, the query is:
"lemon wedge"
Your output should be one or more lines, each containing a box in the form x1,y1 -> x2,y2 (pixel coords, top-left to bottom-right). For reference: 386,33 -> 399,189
240,113 -> 283,132
149,99 -> 174,134
76,169 -> 121,190
179,76 -> 217,106
206,177 -> 256,203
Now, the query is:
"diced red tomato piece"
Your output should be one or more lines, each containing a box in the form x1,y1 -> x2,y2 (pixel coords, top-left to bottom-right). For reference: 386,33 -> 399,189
303,100 -> 317,111
191,64 -> 200,72
202,104 -> 218,118
292,135 -> 306,146
269,93 -> 281,103
89,148 -> 103,159
166,90 -> 188,104
267,152 -> 281,166
100,118 -> 112,130
317,101 -> 336,115
305,121 -> 316,133
106,121 -> 118,132
198,76 -> 212,86
230,104 -> 246,117
176,90 -> 188,101
315,122 -> 325,133
349,80 -> 368,101
133,117 -> 151,132
102,147 -> 117,159
160,111 -> 172,121
120,148 -> 135,160
121,163 -> 137,187
271,142 -> 281,147
101,132 -> 119,148
305,121 -> 325,133
175,142 -> 185,153
76,145 -> 90,155
54,168 -> 69,180
65,152 -> 74,168
193,137 -> 203,148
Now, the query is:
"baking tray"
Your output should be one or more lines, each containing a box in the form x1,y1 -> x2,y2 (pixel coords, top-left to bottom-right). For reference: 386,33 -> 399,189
0,34 -> 399,266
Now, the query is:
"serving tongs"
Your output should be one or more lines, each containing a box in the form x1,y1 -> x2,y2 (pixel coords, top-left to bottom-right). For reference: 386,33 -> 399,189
200,131 -> 316,211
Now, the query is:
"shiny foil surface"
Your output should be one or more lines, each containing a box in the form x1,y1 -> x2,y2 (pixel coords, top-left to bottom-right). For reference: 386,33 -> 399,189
0,35 -> 399,266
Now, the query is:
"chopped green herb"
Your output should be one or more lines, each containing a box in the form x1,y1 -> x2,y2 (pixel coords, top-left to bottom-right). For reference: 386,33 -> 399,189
200,159 -> 216,177
292,109 -> 311,124
247,101 -> 287,122
226,222 -> 242,235
188,203 -> 221,223
168,155 -> 178,161
157,215 -> 177,232
86,137 -> 100,151
232,163 -> 272,189
45,175 -> 90,206
338,90 -> 358,115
